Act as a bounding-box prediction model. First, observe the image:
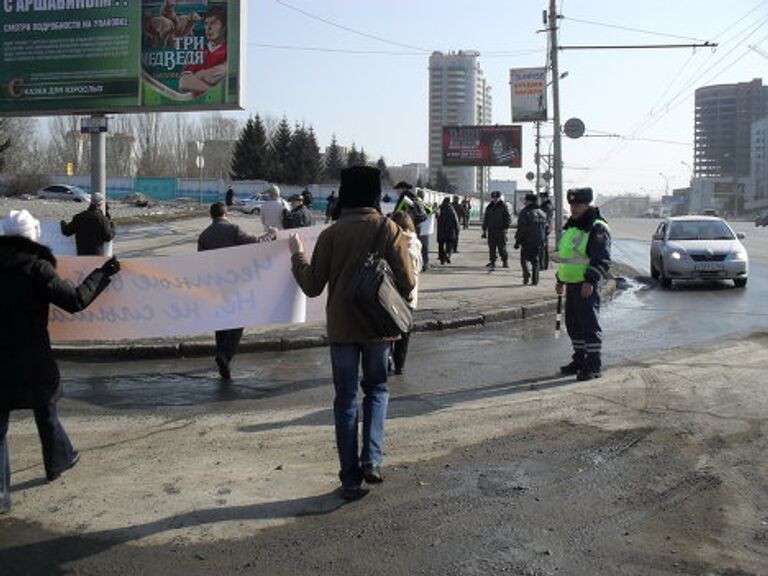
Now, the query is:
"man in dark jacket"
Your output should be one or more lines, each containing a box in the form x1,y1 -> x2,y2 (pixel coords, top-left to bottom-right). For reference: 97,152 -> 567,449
198,202 -> 276,379
325,191 -> 337,223
450,195 -> 464,253
60,192 -> 115,255
539,192 -> 554,269
283,193 -> 314,229
437,197 -> 459,264
0,209 -> 119,513
481,191 -> 512,269
555,187 -> 611,382
515,193 -> 548,285
225,186 -> 235,207
289,166 -> 415,500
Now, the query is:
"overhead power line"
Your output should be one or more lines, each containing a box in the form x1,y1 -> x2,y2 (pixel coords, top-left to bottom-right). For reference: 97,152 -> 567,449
274,0 -> 432,53
564,16 -> 709,43
249,42 -> 544,58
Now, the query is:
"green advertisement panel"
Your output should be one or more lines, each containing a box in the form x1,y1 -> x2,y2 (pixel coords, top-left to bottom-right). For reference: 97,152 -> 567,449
0,0 -> 241,116
140,0 -> 240,109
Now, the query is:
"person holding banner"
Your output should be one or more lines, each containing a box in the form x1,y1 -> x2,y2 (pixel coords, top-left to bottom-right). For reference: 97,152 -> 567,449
0,210 -> 120,514
60,192 -> 115,256
289,166 -> 415,501
198,202 -> 277,380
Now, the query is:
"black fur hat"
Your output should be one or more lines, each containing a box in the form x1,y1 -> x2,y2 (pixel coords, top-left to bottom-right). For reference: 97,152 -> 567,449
339,166 -> 382,209
566,187 -> 593,204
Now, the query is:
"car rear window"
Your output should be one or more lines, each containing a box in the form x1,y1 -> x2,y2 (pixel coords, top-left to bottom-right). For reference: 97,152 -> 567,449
668,220 -> 734,241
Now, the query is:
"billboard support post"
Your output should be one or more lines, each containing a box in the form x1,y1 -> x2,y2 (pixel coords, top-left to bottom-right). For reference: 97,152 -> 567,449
85,114 -> 107,206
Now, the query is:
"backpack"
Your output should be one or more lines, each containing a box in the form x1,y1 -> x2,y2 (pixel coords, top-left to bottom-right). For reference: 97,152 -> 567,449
345,218 -> 413,337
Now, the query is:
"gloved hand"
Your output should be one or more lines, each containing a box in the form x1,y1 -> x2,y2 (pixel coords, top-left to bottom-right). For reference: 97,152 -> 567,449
514,243 -> 520,250
481,232 -> 487,239
99,256 -> 121,277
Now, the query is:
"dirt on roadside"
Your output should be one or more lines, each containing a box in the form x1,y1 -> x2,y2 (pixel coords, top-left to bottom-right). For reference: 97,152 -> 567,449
2,336 -> 768,575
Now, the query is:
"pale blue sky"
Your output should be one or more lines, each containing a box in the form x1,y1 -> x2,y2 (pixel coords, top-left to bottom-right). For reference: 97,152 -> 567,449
241,0 -> 768,196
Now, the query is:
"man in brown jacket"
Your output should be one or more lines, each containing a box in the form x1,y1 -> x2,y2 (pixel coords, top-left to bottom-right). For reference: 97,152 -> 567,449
289,166 -> 414,500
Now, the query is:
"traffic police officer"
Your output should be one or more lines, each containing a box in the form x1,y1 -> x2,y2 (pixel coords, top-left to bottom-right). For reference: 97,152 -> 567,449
555,187 -> 611,381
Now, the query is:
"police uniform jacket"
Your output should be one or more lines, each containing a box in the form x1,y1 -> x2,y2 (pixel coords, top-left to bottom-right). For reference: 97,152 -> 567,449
558,207 -> 611,285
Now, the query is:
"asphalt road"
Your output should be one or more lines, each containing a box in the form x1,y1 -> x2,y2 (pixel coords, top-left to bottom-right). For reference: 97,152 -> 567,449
4,217 -> 768,576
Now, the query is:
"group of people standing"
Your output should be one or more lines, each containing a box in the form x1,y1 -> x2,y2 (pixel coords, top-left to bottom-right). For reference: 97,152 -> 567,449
0,172 -> 610,510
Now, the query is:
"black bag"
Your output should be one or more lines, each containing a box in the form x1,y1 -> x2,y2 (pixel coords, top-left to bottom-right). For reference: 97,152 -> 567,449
346,218 -> 413,337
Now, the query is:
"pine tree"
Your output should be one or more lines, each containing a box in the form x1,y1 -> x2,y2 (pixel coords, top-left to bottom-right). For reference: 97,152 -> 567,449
359,147 -> 368,166
303,127 -> 322,184
285,123 -> 305,184
376,156 -> 391,185
347,143 -> 360,167
324,134 -> 344,182
230,115 -> 271,180
271,116 -> 292,182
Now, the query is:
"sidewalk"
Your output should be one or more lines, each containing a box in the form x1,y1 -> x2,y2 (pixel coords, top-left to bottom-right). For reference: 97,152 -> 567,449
54,225 -> 610,360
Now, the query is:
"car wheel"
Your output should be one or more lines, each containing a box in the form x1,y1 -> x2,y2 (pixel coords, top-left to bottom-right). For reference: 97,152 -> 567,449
250,208 -> 258,215
734,278 -> 747,288
650,258 -> 659,280
660,264 -> 672,289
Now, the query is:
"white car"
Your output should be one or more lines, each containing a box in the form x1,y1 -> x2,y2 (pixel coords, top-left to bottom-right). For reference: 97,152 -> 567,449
650,216 -> 748,288
37,184 -> 91,203
235,192 -> 270,214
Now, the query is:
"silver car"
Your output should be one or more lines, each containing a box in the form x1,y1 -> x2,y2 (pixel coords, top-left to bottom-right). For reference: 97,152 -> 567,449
37,184 -> 91,203
235,192 -> 270,214
650,216 -> 748,288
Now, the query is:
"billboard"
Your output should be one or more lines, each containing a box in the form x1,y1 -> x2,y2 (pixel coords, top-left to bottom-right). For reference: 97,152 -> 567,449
509,67 -> 547,122
0,0 -> 241,116
442,125 -> 522,167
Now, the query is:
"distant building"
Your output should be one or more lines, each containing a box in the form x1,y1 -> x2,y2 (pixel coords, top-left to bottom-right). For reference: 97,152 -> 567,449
598,195 -> 652,218
388,163 -> 429,189
694,79 -> 768,179
428,50 -> 492,195
750,116 -> 768,211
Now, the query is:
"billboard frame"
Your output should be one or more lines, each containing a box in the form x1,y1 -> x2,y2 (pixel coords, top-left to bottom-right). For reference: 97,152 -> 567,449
442,125 -> 523,168
0,0 -> 244,117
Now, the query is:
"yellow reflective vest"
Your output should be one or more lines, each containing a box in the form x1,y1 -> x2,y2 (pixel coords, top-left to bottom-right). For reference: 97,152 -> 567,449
556,219 -> 609,283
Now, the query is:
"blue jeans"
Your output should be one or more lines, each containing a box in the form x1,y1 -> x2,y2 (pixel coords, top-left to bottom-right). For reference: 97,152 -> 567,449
0,404 -> 76,510
329,342 -> 390,489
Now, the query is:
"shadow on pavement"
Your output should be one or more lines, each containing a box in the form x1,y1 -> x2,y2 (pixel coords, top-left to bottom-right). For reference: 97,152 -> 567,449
0,491 -> 344,576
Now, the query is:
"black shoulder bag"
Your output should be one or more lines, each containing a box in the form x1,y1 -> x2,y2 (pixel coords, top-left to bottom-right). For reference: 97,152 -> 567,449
346,218 -> 413,337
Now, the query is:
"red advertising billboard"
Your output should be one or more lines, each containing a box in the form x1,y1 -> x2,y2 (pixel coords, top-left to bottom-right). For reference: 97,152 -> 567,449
442,125 -> 522,167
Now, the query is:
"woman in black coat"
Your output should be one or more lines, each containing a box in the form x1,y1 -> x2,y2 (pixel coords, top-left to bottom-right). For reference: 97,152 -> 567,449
0,209 -> 119,514
436,197 -> 459,264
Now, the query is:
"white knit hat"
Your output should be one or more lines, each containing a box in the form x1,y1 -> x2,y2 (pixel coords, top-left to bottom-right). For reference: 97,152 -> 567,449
91,192 -> 105,205
2,209 -> 41,241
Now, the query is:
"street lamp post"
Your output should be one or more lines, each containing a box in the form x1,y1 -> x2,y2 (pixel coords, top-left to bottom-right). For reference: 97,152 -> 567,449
658,172 -> 669,196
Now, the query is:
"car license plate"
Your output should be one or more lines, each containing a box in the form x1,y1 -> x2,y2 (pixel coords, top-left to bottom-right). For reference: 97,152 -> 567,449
694,263 -> 724,271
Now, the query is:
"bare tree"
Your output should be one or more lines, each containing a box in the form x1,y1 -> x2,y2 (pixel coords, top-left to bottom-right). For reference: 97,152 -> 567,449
0,117 -> 39,174
42,115 -> 90,175
132,113 -> 173,177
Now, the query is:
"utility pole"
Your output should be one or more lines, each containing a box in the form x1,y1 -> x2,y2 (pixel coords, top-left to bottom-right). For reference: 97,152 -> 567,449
535,121 -> 541,195
548,0 -> 564,243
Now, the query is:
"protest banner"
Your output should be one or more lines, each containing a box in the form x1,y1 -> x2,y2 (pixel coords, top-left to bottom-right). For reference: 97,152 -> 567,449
49,225 -> 326,342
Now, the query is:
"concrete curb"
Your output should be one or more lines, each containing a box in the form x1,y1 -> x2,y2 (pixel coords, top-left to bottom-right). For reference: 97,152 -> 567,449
53,280 -> 618,361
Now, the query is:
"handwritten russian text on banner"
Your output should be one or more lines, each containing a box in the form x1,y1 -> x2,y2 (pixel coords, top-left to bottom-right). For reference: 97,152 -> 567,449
49,227 -> 326,342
